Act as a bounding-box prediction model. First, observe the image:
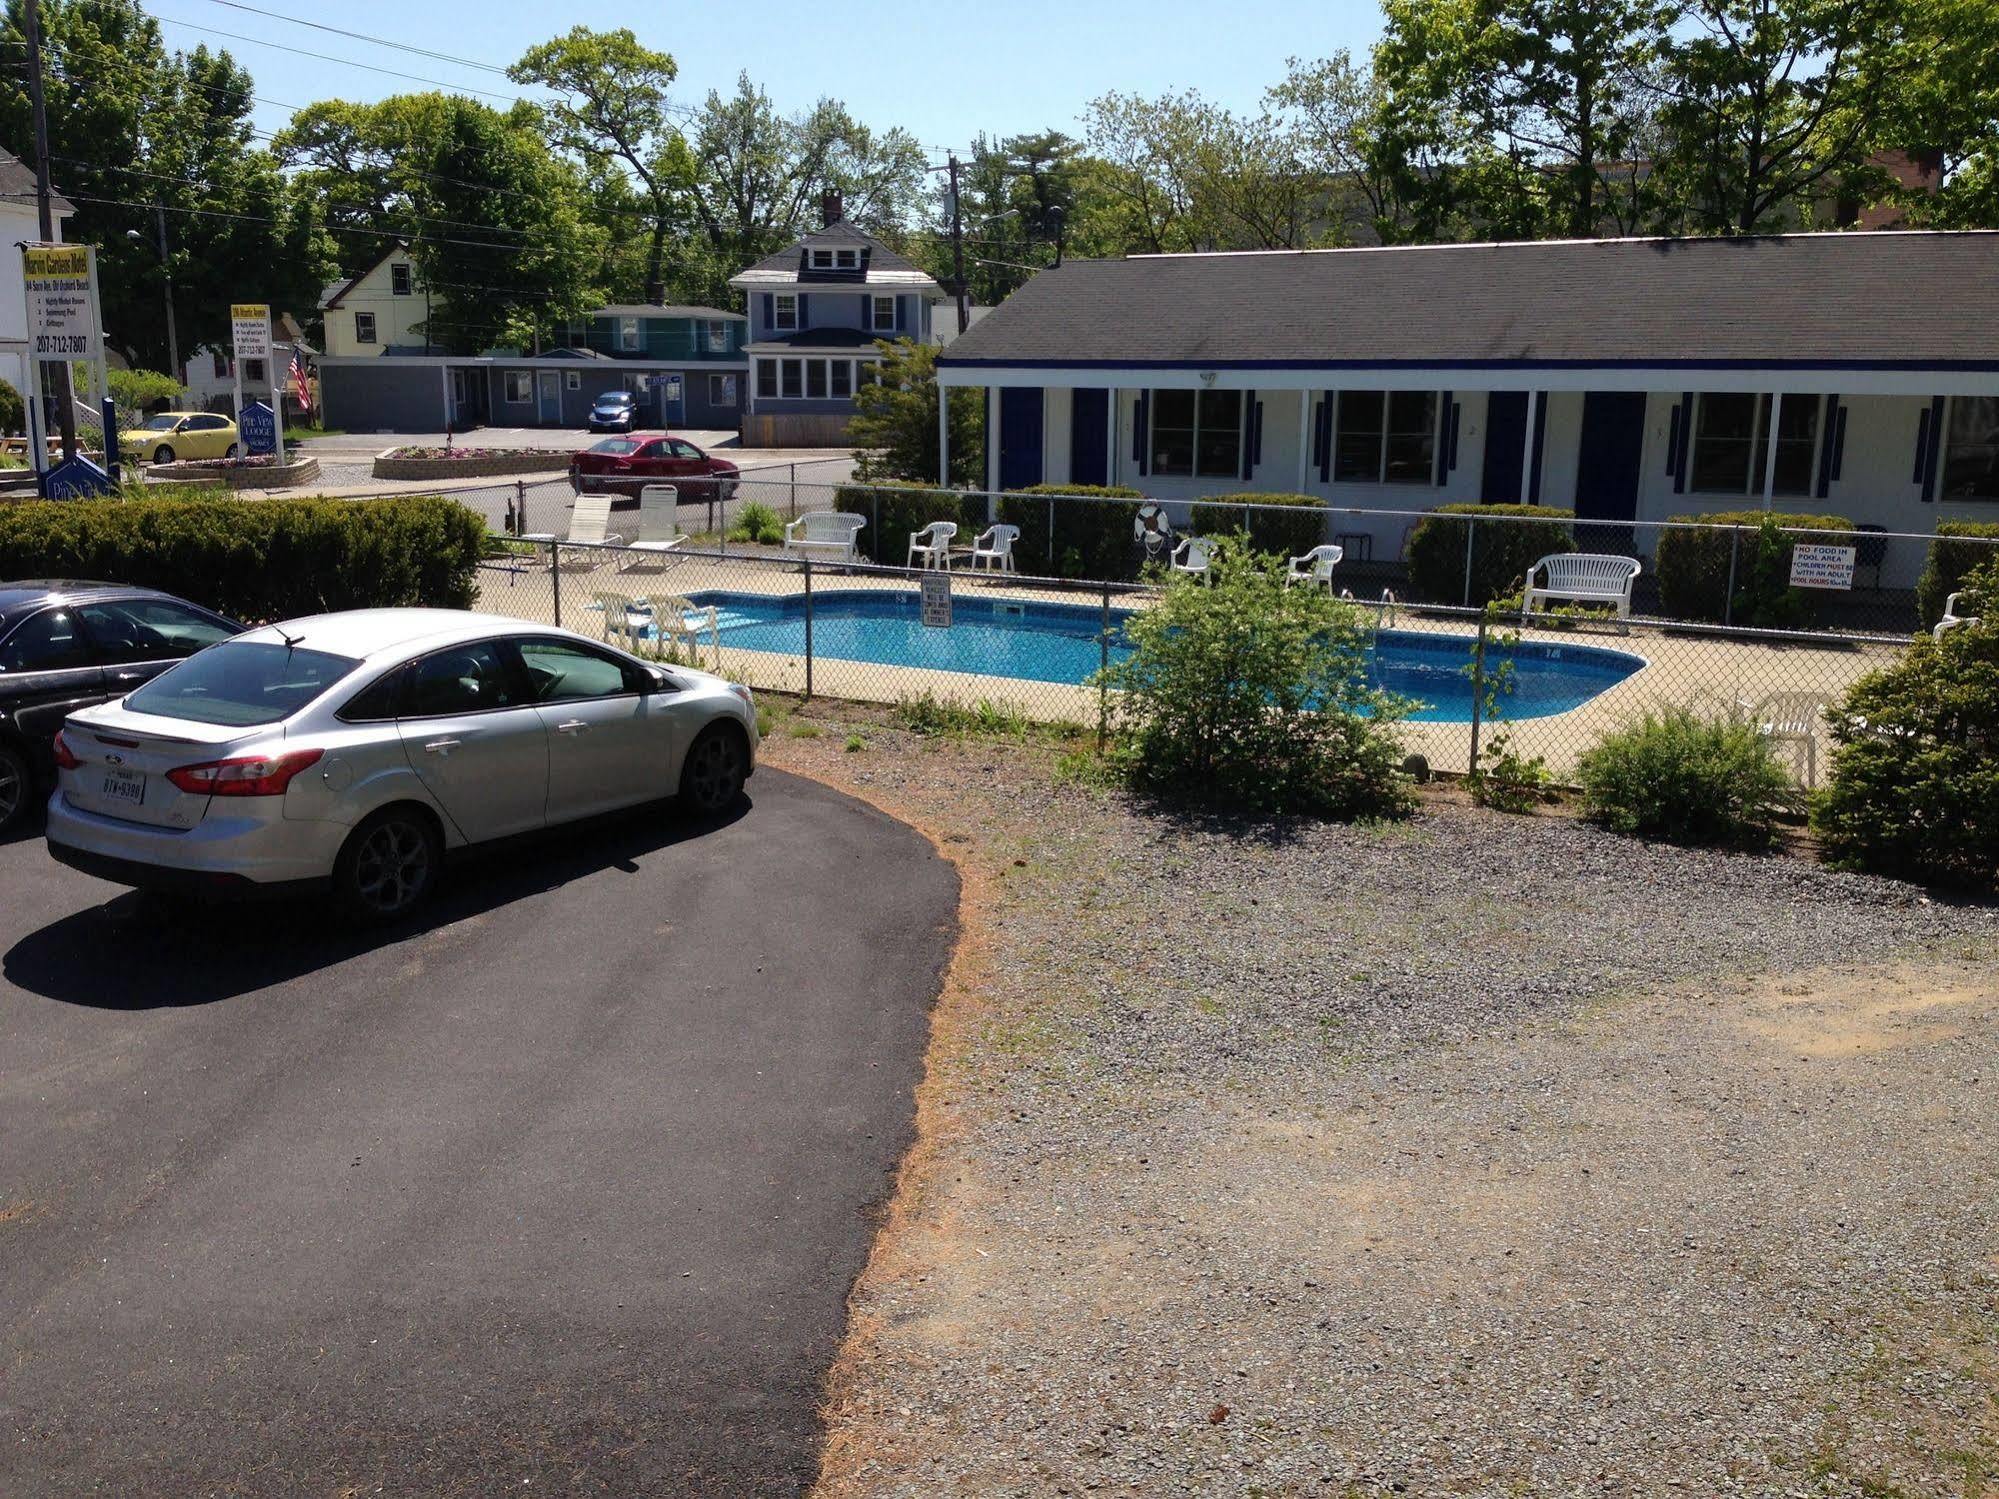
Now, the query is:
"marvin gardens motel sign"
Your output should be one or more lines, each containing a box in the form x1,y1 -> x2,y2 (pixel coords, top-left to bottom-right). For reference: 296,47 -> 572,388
21,243 -> 112,494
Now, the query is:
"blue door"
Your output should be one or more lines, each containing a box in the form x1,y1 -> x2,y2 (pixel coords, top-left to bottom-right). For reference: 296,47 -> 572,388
1480,391 -> 1528,503
1069,389 -> 1109,487
1574,391 -> 1646,552
998,387 -> 1044,491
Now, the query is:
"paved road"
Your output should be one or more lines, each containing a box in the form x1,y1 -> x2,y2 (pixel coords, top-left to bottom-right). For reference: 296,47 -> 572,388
0,771 -> 956,1497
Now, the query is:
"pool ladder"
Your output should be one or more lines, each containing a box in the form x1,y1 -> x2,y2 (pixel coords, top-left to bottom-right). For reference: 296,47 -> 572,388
1341,586 -> 1399,630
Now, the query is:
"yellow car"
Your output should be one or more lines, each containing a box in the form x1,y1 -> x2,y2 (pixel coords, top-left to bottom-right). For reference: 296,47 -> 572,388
119,411 -> 241,465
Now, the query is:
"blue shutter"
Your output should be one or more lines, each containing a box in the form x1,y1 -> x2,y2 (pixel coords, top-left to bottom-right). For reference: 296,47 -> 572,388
1672,392 -> 1694,493
1831,403 -> 1848,482
1133,391 -> 1149,475
896,295 -> 908,332
761,293 -> 773,330
1920,395 -> 1946,501
796,293 -> 809,327
1253,399 -> 1264,466
1317,393 -> 1334,484
1527,396 -> 1548,504
1814,396 -> 1840,500
1665,404 -> 1682,477
1448,400 -> 1462,473
1239,394 -> 1255,481
1434,390 -> 1452,486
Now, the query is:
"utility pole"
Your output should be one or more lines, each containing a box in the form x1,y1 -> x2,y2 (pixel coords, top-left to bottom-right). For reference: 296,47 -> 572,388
947,152 -> 969,335
22,0 -> 76,465
156,207 -> 178,384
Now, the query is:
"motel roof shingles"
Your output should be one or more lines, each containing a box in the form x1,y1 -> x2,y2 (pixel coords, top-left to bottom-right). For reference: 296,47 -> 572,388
936,231 -> 1999,371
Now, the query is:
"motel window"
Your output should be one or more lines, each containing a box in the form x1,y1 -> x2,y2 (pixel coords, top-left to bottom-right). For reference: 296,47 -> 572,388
212,350 -> 229,378
855,361 -> 880,389
565,371 -> 581,390
805,360 -> 827,398
709,374 -> 737,407
504,371 -> 532,403
1691,393 -> 1817,497
1334,390 -> 1436,484
836,248 -> 858,270
810,249 -> 835,269
619,317 -> 641,352
1150,389 -> 1242,479
773,295 -> 799,332
354,311 -> 377,345
870,295 -> 897,333
781,359 -> 803,398
390,263 -> 412,296
756,361 -> 777,399
830,361 -> 852,398
706,319 -> 730,353
1942,396 -> 1999,501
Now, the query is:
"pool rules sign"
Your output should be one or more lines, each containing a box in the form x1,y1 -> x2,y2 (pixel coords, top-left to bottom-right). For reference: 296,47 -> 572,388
920,571 -> 952,628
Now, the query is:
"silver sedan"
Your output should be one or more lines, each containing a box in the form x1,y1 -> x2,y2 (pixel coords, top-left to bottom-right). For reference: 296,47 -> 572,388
44,609 -> 759,919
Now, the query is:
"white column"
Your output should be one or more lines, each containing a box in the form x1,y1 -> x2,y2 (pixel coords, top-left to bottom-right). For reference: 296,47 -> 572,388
986,386 -> 999,494
1759,392 -> 1782,510
440,365 -> 451,426
1520,389 -> 1540,503
937,381 -> 950,487
1296,390 -> 1312,491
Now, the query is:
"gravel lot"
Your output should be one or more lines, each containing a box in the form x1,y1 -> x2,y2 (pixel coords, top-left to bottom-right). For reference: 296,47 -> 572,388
758,711 -> 1998,1498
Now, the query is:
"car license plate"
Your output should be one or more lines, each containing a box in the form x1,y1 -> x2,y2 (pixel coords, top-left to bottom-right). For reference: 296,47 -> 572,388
100,767 -> 146,806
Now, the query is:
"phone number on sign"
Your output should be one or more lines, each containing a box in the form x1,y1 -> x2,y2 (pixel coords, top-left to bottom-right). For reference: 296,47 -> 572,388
33,333 -> 91,355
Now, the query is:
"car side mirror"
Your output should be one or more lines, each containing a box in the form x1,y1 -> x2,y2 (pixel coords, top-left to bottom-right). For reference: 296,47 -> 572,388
643,664 -> 672,694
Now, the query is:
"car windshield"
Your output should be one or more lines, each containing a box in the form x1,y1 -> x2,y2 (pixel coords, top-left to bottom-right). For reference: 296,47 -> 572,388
141,415 -> 180,431
589,438 -> 639,455
123,640 -> 358,726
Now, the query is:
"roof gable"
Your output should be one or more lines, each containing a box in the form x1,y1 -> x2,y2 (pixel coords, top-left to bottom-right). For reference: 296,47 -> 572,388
732,219 -> 940,291
321,242 -> 415,309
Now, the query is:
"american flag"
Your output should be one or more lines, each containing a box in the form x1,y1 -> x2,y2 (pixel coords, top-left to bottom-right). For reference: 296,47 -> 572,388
287,348 -> 311,412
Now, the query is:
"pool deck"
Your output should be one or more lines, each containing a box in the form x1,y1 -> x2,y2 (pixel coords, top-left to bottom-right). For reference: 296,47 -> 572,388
474,542 -> 1904,783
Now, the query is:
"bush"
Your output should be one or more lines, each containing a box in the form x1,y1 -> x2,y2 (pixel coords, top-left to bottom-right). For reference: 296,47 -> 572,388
1654,510 -> 1855,625
1188,492 -> 1328,559
0,377 -> 22,435
1576,706 -> 1797,847
728,499 -> 785,545
1915,521 -> 1999,630
996,484 -> 1146,580
0,494 -> 487,621
1099,534 -> 1415,819
832,481 -> 988,565
1812,558 -> 1998,888
1406,503 -> 1575,607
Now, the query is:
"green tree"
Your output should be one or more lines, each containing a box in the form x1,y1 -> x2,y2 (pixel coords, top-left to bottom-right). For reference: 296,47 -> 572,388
848,339 -> 984,488
1859,0 -> 1999,228
1269,52 -> 1411,242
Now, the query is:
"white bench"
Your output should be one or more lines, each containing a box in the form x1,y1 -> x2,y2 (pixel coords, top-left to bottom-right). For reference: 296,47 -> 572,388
1522,552 -> 1641,625
783,510 -> 866,564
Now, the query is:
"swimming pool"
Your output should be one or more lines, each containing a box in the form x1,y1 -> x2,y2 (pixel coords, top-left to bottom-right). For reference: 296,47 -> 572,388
677,589 -> 1645,723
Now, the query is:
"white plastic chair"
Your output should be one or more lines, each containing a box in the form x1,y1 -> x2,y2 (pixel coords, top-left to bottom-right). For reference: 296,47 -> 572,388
1737,690 -> 1829,788
1286,543 -> 1344,589
619,484 -> 685,572
968,523 -> 1020,573
1934,591 -> 1982,641
523,492 -> 623,572
592,590 -> 643,650
908,520 -> 957,570
1170,535 -> 1216,582
642,593 -> 721,670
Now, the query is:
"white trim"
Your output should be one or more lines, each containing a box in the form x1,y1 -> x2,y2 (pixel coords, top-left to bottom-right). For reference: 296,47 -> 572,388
936,365 -> 1999,398
772,294 -> 799,332
316,354 -> 746,370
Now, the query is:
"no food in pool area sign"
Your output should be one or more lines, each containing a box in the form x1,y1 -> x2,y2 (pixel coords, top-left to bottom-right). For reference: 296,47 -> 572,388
920,573 -> 952,628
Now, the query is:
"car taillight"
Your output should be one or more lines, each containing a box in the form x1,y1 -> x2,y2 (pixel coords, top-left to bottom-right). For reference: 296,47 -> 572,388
167,748 -> 323,797
51,730 -> 81,770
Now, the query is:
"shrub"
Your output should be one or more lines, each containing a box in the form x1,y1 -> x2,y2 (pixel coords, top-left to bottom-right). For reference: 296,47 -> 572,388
1915,521 -> 1999,629
1099,534 -> 1415,819
1188,492 -> 1328,558
0,377 -> 22,435
996,483 -> 1146,580
1812,558 -> 1998,888
1654,510 -> 1855,625
1576,706 -> 1797,847
1466,622 -> 1551,812
832,481 -> 987,565
728,499 -> 785,545
0,494 -> 487,621
1406,503 -> 1576,607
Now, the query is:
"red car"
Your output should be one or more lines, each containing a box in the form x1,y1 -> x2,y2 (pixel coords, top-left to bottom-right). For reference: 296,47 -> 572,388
570,433 -> 741,506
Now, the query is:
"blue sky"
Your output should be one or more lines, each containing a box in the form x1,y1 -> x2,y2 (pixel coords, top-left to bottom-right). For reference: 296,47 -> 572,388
146,0 -> 1387,152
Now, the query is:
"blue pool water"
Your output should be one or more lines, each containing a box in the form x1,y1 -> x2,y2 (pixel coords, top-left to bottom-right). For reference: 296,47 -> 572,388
678,589 -> 1644,723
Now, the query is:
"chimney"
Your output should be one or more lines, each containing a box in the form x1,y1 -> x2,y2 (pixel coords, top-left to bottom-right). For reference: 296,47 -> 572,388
645,278 -> 666,306
821,189 -> 843,228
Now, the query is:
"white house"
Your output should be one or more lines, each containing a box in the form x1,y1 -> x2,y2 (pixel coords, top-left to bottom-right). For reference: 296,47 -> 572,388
319,241 -> 431,357
0,146 -> 73,420
935,231 -> 1999,583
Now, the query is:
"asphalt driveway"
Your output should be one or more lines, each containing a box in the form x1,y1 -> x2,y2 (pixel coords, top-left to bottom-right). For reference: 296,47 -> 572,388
0,769 -> 956,1496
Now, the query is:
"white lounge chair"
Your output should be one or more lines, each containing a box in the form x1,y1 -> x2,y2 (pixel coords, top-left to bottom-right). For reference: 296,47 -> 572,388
1286,543 -> 1344,589
1737,690 -> 1830,788
592,590 -> 643,650
783,510 -> 866,565
523,492 -> 624,572
1522,552 -> 1641,626
968,523 -> 1020,573
642,593 -> 722,670
908,520 -> 957,570
1170,535 -> 1216,583
619,484 -> 685,572
1934,591 -> 1982,640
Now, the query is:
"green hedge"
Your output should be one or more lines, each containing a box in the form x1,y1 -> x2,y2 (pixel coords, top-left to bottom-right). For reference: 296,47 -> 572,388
995,484 -> 1146,580
1406,503 -> 1576,607
1188,492 -> 1329,559
1654,510 -> 1854,626
1916,521 -> 1999,629
832,482 -> 989,565
0,494 -> 487,622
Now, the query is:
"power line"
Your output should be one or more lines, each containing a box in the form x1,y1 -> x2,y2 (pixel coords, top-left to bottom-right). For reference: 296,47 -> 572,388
197,0 -> 513,76
148,13 -> 530,103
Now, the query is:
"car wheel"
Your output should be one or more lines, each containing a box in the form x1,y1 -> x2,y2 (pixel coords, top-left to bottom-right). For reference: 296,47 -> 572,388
333,806 -> 441,921
0,741 -> 30,833
153,444 -> 175,464
679,724 -> 748,816
225,442 -> 240,459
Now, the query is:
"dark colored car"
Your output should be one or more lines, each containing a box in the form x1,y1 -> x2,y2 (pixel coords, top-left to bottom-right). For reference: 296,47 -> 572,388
588,391 -> 639,433
570,433 -> 742,505
0,581 -> 244,832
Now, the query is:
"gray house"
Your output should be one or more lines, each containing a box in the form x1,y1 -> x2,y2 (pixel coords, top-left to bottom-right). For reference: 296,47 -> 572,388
729,196 -> 948,446
317,303 -> 748,433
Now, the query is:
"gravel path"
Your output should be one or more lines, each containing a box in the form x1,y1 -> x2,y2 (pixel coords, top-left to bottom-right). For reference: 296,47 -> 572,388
759,713 -> 1998,1498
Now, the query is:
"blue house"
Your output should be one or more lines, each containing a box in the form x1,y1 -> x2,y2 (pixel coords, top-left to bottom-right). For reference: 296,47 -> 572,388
730,194 -> 949,445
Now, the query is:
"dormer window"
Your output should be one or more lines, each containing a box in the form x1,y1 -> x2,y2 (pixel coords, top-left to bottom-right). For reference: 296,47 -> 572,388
390,263 -> 412,296
836,248 -> 858,270
870,295 -> 898,333
810,249 -> 835,270
619,316 -> 641,351
773,294 -> 799,331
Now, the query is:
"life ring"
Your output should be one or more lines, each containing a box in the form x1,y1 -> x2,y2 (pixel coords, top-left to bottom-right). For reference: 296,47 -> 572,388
1134,503 -> 1172,548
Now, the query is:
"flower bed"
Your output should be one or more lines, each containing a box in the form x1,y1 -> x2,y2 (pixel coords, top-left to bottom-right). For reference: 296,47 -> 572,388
145,454 -> 322,490
372,446 -> 574,480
